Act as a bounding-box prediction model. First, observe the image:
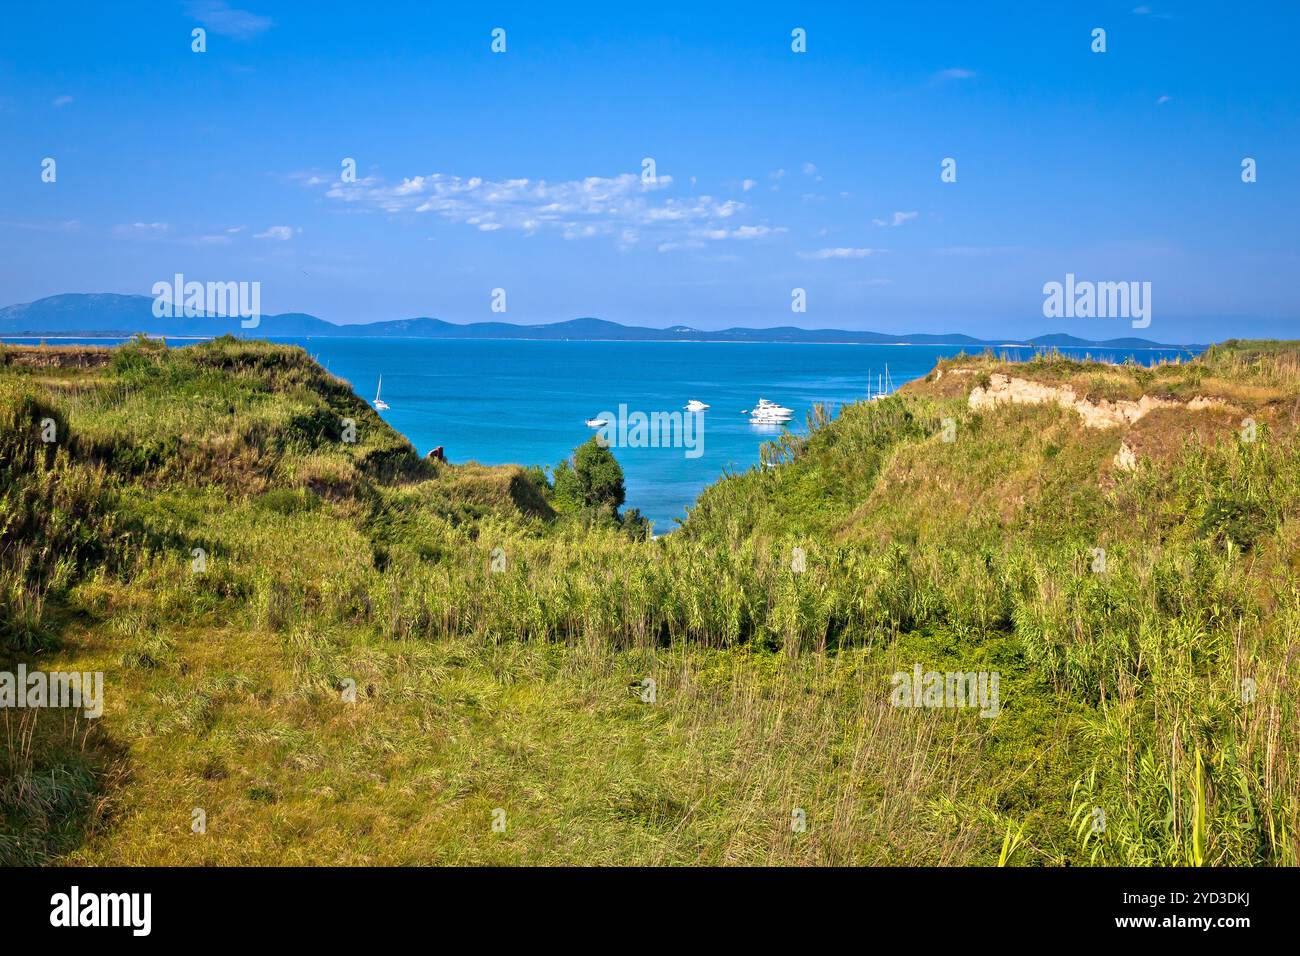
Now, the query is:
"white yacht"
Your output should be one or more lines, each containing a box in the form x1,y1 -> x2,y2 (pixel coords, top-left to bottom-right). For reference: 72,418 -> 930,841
372,376 -> 390,410
585,418 -> 609,428
745,398 -> 793,424
685,399 -> 710,412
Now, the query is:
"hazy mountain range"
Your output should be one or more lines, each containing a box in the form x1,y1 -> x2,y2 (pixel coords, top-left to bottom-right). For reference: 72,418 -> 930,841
0,294 -> 1201,349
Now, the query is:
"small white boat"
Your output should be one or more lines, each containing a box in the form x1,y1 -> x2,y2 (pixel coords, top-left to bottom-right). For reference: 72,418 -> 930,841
585,418 -> 608,428
685,399 -> 710,412
372,376 -> 390,410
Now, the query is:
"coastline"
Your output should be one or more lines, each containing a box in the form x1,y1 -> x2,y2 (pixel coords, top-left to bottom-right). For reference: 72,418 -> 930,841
1,334 -> 1206,351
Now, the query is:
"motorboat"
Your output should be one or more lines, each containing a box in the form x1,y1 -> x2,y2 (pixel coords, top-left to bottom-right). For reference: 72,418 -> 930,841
585,418 -> 609,428
745,398 -> 793,424
685,399 -> 710,412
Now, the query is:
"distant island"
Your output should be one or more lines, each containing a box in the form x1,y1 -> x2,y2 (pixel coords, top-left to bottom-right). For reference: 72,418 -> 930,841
0,293 -> 1202,350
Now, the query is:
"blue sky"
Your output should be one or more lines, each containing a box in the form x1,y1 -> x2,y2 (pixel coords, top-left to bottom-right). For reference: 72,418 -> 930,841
2,1 -> 1296,341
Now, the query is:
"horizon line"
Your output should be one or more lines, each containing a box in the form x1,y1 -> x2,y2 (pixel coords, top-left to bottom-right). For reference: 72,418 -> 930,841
0,292 -> 1213,347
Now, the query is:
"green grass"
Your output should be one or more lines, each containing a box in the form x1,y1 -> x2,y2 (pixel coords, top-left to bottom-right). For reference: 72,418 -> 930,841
2,336 -> 1298,865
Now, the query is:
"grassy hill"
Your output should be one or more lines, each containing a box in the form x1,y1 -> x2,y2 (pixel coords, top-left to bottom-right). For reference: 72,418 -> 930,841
2,336 -> 1296,865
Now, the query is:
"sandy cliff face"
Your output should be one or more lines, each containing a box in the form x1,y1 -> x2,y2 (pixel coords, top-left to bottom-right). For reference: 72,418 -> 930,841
968,372 -> 1228,429
0,345 -> 113,369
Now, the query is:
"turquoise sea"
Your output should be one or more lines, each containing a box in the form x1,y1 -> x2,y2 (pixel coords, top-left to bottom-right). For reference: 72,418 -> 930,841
6,337 -> 1196,532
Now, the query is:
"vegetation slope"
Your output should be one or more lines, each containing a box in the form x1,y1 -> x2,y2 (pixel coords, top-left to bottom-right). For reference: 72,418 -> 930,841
1,336 -> 1296,865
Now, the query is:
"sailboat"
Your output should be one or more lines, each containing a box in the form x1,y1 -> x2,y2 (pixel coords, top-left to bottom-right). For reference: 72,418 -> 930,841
373,376 -> 390,410
867,364 -> 895,402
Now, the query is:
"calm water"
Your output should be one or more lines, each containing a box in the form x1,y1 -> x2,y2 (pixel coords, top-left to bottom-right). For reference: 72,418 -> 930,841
7,337 -> 1195,532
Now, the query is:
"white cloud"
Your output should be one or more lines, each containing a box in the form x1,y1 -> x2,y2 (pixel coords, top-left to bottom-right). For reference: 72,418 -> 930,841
313,169 -> 780,246
933,67 -> 977,82
111,221 -> 255,245
798,247 -> 886,260
51,95 -> 73,108
186,1 -> 272,39
113,222 -> 169,239
254,225 -> 296,240
873,211 -> 919,227
1156,94 -> 1172,105
184,233 -> 235,246
729,224 -> 780,239
742,178 -> 758,192
693,224 -> 784,241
